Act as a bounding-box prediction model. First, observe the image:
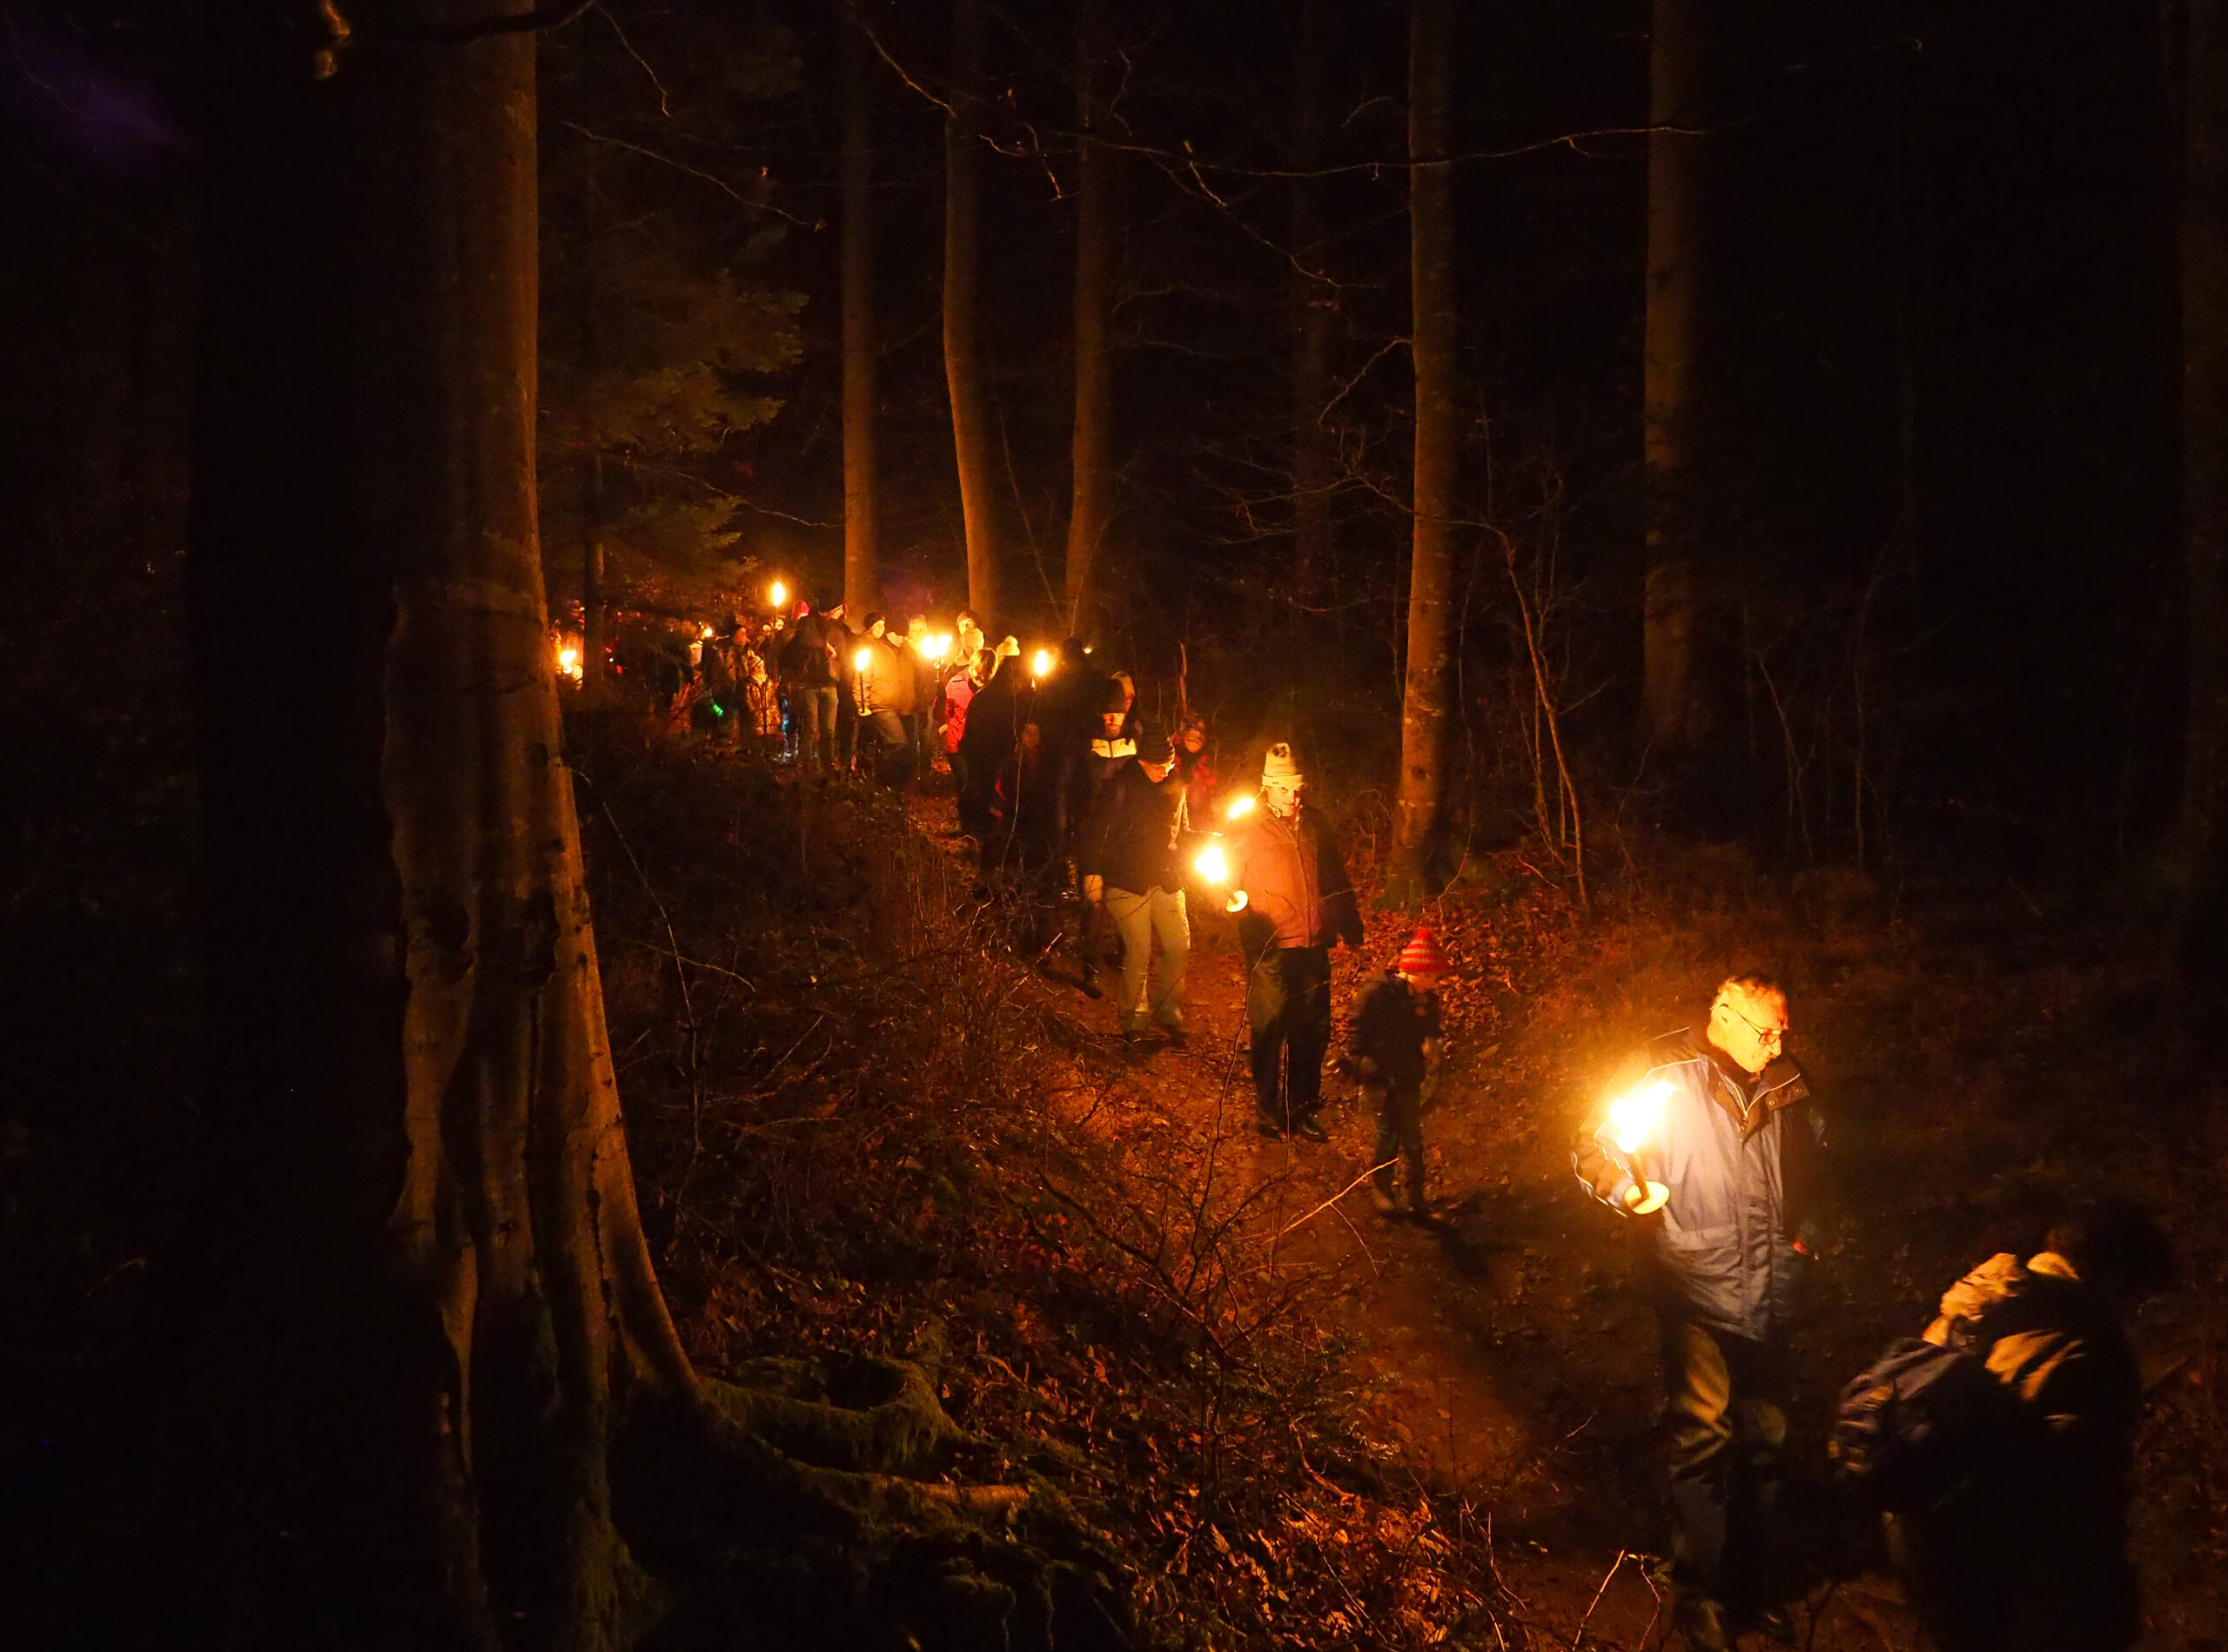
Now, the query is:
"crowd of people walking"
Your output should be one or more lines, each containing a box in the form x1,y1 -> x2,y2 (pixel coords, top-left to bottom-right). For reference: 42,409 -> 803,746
634,594 -> 1399,1145
584,594 -> 2184,1652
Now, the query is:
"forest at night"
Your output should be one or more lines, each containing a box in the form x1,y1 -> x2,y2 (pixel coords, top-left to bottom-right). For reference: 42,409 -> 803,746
3,1 -> 2225,1648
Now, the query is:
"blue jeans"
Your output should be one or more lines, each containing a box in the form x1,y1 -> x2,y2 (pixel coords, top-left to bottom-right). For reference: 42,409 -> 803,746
797,685 -> 837,767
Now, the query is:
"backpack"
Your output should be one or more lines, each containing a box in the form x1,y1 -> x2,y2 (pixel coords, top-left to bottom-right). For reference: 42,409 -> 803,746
1827,1320 -> 2027,1513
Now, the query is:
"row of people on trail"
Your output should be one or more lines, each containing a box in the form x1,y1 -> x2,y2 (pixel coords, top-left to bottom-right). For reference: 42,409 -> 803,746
655,619 -> 2178,1652
1570,974 -> 2175,1652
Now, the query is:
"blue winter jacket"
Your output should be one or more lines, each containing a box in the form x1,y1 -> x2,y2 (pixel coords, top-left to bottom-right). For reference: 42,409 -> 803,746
1573,1030 -> 1825,1341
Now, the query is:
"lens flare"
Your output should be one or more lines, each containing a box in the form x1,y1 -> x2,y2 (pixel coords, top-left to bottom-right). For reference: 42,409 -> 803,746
1607,1078 -> 1673,1156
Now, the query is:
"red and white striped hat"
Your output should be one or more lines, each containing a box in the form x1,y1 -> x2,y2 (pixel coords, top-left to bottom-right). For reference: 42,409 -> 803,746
1396,928 -> 1450,976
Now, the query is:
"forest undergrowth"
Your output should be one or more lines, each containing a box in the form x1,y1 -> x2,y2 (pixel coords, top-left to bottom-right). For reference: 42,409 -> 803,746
4,682 -> 2225,1647
1319,818 -> 2228,1649
572,717 -> 1538,1649
574,719 -> 2228,1649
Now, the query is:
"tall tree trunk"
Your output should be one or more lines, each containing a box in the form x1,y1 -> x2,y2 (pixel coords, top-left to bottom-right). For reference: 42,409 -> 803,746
190,9 -> 693,1642
1290,0 -> 1333,588
581,447 -> 607,705
944,0 -> 999,629
577,277 -> 607,705
1064,0 -> 1112,636
1388,0 -> 1456,905
1641,0 -> 1710,755
842,12 -> 880,618
2178,0 -> 2228,979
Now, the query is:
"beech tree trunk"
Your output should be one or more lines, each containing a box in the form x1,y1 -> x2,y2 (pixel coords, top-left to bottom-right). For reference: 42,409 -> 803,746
1064,0 -> 1112,635
842,13 -> 880,618
582,449 -> 607,706
944,0 -> 999,629
191,9 -> 693,1642
2178,0 -> 2228,979
1641,0 -> 1710,755
1388,0 -> 1457,905
1290,0 -> 1334,586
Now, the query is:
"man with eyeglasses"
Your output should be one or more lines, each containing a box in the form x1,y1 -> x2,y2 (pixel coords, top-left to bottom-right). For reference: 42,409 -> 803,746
1574,974 -> 1826,1652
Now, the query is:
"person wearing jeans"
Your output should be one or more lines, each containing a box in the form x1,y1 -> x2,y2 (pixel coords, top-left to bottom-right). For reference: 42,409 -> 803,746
799,685 -> 837,767
777,599 -> 840,769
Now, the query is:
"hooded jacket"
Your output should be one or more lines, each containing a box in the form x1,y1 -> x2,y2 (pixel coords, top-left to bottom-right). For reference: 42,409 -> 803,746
1574,1030 -> 1825,1341
1079,758 -> 1183,892
1226,807 -> 1363,951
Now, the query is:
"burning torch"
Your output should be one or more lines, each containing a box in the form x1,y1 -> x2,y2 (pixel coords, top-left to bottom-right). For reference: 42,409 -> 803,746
1030,647 -> 1055,683
768,579 -> 788,611
1598,1078 -> 1672,1215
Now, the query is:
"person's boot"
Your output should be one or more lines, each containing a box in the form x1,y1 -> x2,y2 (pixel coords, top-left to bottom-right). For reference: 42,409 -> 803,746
1368,1181 -> 1402,1218
1673,1596 -> 1733,1652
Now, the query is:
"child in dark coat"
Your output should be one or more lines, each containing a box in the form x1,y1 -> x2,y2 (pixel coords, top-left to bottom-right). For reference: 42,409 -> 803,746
1347,928 -> 1448,1218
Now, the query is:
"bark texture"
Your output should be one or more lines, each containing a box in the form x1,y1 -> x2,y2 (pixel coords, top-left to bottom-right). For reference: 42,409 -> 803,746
2179,0 -> 2228,978
191,10 -> 689,1644
1064,2 -> 1112,635
1389,0 -> 1457,903
581,443 -> 607,706
1641,0 -> 1711,755
944,0 -> 1000,629
842,14 -> 881,618
187,11 -> 1128,1650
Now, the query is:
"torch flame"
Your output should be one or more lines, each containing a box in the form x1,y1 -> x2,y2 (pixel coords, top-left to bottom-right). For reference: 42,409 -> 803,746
768,581 -> 788,609
1224,793 -> 1257,822
1030,648 -> 1054,679
924,634 -> 952,661
854,647 -> 874,673
1193,843 -> 1229,885
1607,1078 -> 1674,1156
557,645 -> 583,682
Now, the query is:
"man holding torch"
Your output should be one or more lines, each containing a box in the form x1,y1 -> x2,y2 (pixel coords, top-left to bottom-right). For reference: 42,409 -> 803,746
1573,974 -> 1824,1652
1224,743 -> 1363,1141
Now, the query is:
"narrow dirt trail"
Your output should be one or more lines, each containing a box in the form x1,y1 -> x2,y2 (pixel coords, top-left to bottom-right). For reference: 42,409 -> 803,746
916,789 -> 1921,1649
1017,917 -> 1922,1649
